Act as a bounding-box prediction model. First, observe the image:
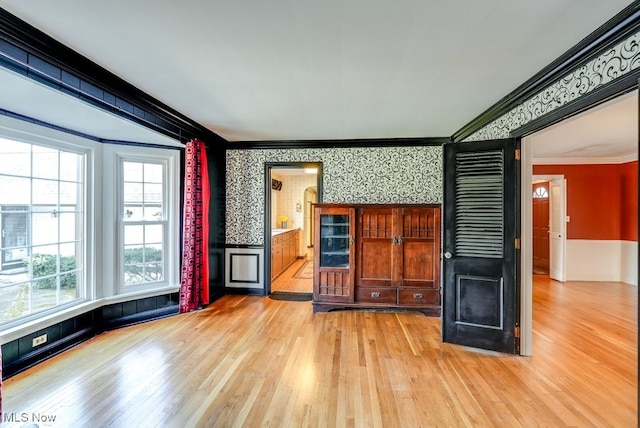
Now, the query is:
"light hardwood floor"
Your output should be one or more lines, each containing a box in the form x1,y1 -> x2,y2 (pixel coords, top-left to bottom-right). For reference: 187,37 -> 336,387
271,252 -> 313,293
2,275 -> 637,427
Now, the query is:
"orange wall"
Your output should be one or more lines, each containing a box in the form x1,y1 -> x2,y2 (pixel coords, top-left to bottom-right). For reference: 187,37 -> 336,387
620,160 -> 638,241
534,162 -> 637,241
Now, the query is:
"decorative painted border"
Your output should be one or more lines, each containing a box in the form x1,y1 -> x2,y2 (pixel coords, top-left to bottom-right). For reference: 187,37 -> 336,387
466,31 -> 640,141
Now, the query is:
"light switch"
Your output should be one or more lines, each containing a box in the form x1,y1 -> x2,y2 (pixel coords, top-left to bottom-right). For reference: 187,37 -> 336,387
566,215 -> 570,222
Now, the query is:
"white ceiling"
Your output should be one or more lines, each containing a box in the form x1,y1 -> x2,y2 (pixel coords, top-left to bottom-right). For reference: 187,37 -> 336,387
0,0 -> 636,160
0,67 -> 183,147
530,90 -> 638,163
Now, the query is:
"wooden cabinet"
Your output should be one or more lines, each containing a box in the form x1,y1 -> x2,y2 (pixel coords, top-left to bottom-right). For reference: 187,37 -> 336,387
313,204 -> 441,316
271,229 -> 299,280
313,206 -> 355,303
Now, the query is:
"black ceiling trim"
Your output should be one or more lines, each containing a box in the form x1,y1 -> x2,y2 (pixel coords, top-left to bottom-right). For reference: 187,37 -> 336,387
0,7 -> 226,146
227,137 -> 450,150
510,69 -> 640,139
452,1 -> 640,143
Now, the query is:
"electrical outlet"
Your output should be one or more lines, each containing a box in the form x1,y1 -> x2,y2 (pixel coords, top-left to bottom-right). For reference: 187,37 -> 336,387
32,334 -> 47,347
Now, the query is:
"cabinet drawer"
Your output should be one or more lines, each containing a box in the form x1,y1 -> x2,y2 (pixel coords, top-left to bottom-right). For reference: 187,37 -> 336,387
397,288 -> 440,306
273,235 -> 282,245
356,287 -> 396,304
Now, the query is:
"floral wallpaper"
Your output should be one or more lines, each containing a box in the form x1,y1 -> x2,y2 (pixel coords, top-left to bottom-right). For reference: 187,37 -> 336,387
466,31 -> 640,141
226,146 -> 442,245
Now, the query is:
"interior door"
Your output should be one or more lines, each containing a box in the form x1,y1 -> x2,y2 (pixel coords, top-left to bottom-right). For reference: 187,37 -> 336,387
549,178 -> 566,281
532,182 -> 550,274
442,138 -> 520,354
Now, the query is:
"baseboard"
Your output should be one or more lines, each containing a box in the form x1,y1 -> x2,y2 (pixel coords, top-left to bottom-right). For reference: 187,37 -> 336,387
101,305 -> 179,331
225,287 -> 265,296
2,327 -> 97,379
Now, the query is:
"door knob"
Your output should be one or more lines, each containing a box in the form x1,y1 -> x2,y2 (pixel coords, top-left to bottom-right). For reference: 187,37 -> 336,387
444,251 -> 452,259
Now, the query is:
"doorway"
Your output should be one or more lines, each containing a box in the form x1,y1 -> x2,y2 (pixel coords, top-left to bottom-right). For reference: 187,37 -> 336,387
265,162 -> 322,295
532,181 -> 550,275
520,89 -> 638,356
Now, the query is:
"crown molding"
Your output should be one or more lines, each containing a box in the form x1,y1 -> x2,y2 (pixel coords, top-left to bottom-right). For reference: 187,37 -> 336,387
226,137 -> 450,150
452,1 -> 640,142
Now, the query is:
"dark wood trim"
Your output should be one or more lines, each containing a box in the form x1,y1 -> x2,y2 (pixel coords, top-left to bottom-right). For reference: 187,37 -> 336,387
264,162 -> 323,295
101,305 -> 178,331
1,327 -> 97,379
228,137 -> 449,150
224,287 -> 265,296
225,244 -> 265,249
452,1 -> 640,142
0,7 -> 226,145
511,70 -> 640,138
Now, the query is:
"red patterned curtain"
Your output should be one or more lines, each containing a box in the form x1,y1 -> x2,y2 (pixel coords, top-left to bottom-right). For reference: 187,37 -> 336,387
179,138 -> 210,313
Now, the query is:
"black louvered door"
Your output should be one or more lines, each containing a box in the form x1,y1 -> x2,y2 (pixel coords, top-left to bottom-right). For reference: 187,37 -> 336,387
442,138 -> 520,354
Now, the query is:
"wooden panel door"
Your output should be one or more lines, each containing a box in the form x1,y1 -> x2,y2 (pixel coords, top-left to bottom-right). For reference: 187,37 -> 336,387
532,182 -> 550,274
356,207 -> 395,287
397,207 -> 440,287
442,138 -> 520,354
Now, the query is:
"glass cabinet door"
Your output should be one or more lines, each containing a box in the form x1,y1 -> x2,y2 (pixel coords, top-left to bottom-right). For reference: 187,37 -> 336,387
319,214 -> 350,268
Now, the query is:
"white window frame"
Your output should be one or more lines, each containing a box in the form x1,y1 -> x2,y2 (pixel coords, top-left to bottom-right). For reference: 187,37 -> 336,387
0,119 -> 96,329
102,144 -> 181,296
0,114 -> 183,344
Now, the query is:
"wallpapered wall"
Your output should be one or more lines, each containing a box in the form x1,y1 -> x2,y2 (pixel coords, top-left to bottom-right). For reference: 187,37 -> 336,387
226,146 -> 442,245
466,31 -> 640,141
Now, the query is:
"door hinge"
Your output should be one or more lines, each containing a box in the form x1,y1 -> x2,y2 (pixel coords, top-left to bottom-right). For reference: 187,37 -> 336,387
515,238 -> 520,249
514,325 -> 520,338
515,149 -> 521,160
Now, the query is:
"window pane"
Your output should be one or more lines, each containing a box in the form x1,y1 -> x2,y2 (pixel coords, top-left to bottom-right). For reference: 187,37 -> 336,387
59,213 -> 79,243
32,213 -> 58,246
30,246 -> 59,280
0,139 -> 31,176
124,182 -> 143,203
0,283 -> 30,322
144,205 -> 163,221
145,224 -> 163,243
0,176 -> 31,204
59,182 -> 79,207
124,205 -> 143,220
33,179 -> 58,205
60,271 -> 79,299
60,151 -> 81,182
124,225 -> 144,245
59,243 -> 79,272
144,183 -> 163,206
144,163 -> 163,183
123,162 -> 142,182
33,285 -> 57,312
32,145 -> 59,180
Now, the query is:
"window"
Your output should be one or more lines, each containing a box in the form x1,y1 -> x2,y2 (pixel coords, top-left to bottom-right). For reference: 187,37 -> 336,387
533,186 -> 549,199
0,115 -> 181,332
104,145 -> 180,294
121,160 -> 166,286
0,138 -> 86,324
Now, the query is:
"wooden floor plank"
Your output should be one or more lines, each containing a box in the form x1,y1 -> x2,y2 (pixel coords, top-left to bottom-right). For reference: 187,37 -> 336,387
2,274 -> 636,427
